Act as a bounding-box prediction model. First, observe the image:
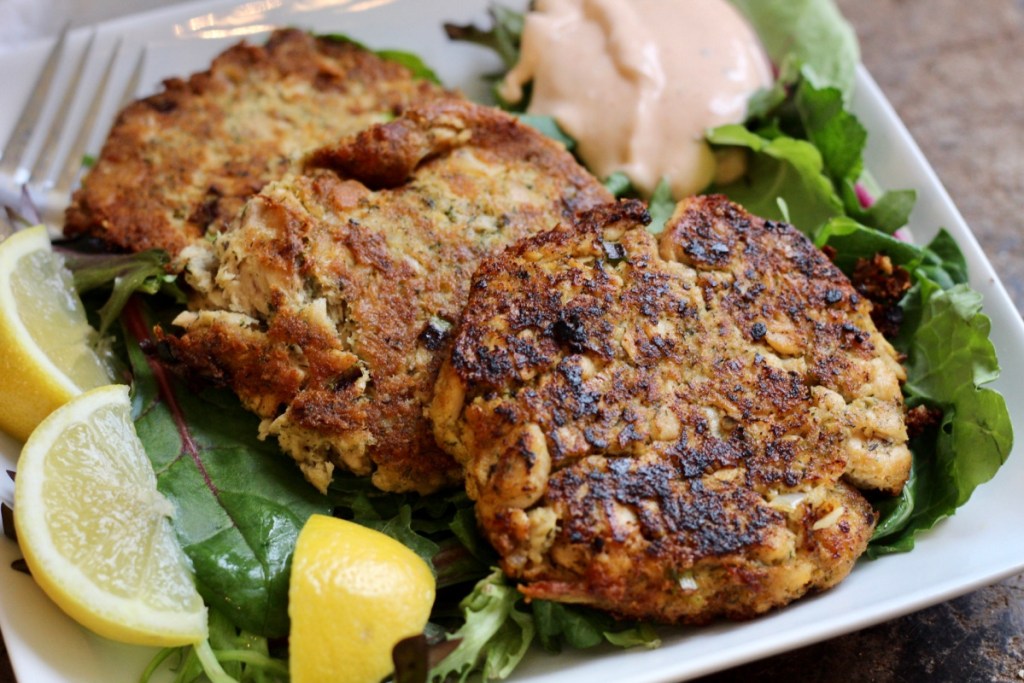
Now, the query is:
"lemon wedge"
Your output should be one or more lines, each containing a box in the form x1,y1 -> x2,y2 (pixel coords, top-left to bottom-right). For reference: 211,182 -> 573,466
13,384 -> 208,646
289,514 -> 436,683
0,225 -> 112,441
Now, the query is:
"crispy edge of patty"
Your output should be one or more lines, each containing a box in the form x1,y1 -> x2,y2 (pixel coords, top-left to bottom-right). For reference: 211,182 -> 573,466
64,28 -> 452,256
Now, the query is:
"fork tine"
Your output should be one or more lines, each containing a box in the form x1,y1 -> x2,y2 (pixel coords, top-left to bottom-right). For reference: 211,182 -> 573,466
118,45 -> 146,110
33,29 -> 97,190
52,38 -> 128,196
0,23 -> 71,184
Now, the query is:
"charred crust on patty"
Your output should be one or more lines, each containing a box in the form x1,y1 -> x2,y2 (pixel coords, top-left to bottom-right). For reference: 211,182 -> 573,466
431,195 -> 911,623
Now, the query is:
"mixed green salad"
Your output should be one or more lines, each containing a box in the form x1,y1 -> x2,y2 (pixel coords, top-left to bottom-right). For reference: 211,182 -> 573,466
13,0 -> 1010,681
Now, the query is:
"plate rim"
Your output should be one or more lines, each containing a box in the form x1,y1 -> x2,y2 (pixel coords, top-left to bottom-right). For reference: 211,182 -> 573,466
1,1 -> 1022,682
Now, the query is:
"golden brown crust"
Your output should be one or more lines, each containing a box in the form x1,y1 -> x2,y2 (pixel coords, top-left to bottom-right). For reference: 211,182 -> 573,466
64,29 -> 453,256
431,196 -> 910,623
160,99 -> 612,494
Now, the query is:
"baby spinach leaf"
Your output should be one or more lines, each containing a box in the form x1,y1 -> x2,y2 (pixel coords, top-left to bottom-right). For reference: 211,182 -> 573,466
855,187 -> 917,234
794,80 -> 866,183
646,178 -> 677,235
813,215 -> 923,272
123,300 -> 331,638
814,228 -> 1013,555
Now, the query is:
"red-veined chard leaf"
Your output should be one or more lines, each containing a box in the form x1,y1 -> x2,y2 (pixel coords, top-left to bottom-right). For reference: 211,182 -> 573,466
122,299 -> 331,638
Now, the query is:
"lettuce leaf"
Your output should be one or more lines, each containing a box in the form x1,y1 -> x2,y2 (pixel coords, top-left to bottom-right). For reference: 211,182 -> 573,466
869,282 -> 1013,555
728,0 -> 859,99
646,178 -> 677,235
443,5 -> 524,70
531,600 -> 660,653
59,248 -> 185,335
709,76 -> 920,238
430,570 -> 535,683
430,570 -> 659,682
320,33 -> 441,83
707,124 -> 843,235
813,227 -> 1013,556
794,80 -> 866,182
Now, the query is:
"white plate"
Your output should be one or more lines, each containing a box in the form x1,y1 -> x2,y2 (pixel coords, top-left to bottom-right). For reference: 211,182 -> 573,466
1,1 -> 1023,682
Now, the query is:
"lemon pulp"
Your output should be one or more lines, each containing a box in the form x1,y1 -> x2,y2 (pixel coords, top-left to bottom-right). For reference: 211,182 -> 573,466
14,384 -> 208,646
12,244 -> 111,386
0,226 -> 112,440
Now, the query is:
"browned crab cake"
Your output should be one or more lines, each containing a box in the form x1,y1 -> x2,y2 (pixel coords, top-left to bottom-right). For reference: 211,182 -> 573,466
431,196 -> 910,624
65,28 -> 455,256
159,98 -> 612,495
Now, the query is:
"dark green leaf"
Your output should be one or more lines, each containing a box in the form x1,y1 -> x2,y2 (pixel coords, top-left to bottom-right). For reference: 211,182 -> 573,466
449,505 -> 495,564
903,284 -> 1001,399
708,124 -> 843,235
868,281 -> 1012,554
374,49 -> 441,84
124,301 -> 331,637
532,601 -> 603,652
920,228 -> 968,286
319,33 -> 440,83
869,474 -> 915,544
432,538 -> 490,589
532,600 -> 661,653
814,215 -> 924,273
361,505 -> 441,572
859,188 -> 917,234
794,80 -> 866,182
443,5 -> 525,70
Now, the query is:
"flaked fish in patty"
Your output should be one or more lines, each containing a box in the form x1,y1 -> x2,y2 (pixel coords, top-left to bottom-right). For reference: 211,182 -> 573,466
431,196 -> 910,623
160,99 -> 612,494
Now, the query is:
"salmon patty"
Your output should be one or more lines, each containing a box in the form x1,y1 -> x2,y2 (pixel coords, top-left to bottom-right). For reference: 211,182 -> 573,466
431,197 -> 910,623
64,28 -> 453,256
161,99 -> 612,494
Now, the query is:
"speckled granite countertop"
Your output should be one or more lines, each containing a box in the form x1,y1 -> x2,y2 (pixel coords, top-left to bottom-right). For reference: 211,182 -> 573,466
2,0 -> 1022,681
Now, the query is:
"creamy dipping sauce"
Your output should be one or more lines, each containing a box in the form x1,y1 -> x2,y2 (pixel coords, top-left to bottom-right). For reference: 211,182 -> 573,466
500,0 -> 773,198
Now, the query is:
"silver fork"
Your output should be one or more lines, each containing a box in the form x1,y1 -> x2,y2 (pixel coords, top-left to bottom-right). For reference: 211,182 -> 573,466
1,27 -> 144,234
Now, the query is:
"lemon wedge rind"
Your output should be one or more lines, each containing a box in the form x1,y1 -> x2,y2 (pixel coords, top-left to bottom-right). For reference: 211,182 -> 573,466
14,384 -> 208,647
0,225 -> 112,441
289,514 -> 436,683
